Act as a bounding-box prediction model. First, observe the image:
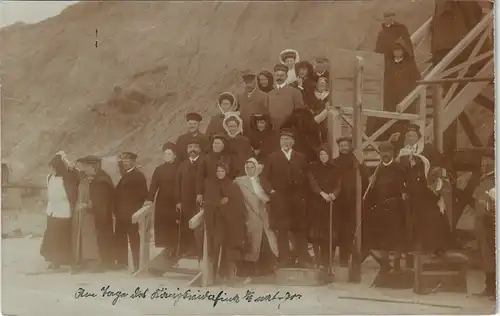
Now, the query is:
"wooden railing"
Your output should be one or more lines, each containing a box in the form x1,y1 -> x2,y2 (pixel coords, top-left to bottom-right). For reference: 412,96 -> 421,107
131,203 -> 154,274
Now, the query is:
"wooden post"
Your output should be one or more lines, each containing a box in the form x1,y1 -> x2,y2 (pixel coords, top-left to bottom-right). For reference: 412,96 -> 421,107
201,222 -> 213,286
348,56 -> 364,283
329,62 -> 341,156
432,84 -> 443,153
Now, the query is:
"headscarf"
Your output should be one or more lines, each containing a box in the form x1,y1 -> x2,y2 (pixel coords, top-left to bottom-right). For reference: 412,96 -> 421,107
217,92 -> 239,117
257,70 -> 274,93
294,60 -> 314,78
222,113 -> 244,138
316,144 -> 333,164
244,158 -> 269,202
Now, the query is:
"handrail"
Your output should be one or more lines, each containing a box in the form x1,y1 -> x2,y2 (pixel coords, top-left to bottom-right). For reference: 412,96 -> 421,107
411,17 -> 433,47
131,203 -> 154,224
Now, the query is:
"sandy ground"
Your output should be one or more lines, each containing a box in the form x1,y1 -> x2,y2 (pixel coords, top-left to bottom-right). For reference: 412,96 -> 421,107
1,237 -> 496,316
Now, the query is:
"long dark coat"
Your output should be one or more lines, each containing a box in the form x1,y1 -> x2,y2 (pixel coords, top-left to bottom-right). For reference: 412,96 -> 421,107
281,108 -> 321,162
290,61 -> 317,104
175,156 -> 203,256
307,159 -> 342,243
260,150 -> 309,231
247,114 -> 279,164
88,170 -> 115,264
196,151 -> 236,196
114,168 -> 149,220
267,85 -> 305,130
363,161 -> 409,252
226,134 -> 254,177
401,155 -> 454,251
375,22 -> 414,60
148,161 -> 179,248
205,114 -> 226,139
203,177 -> 247,261
305,92 -> 330,144
175,131 -> 210,162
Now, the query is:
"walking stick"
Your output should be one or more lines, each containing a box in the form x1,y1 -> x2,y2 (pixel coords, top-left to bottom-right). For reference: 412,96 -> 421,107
216,245 -> 223,283
328,200 -> 333,276
362,162 -> 381,200
175,206 -> 182,261
74,209 -> 82,269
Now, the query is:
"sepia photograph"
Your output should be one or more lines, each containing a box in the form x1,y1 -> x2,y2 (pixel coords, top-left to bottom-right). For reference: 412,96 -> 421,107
0,0 -> 496,315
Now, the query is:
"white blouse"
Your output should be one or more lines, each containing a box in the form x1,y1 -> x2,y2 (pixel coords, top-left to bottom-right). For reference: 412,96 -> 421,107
45,175 -> 71,218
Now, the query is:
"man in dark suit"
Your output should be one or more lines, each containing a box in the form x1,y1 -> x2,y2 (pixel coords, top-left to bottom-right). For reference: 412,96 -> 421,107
267,64 -> 306,130
175,112 -> 209,161
260,128 -> 313,268
236,70 -> 269,134
114,152 -> 148,272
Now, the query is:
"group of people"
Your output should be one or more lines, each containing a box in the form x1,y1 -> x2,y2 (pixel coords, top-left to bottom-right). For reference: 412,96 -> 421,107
39,8 -> 484,288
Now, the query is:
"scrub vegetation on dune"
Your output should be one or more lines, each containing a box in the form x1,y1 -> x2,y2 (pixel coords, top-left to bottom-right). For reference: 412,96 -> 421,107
1,0 -> 449,184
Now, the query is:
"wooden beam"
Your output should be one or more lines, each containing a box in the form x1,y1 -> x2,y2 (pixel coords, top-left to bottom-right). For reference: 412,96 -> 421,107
411,17 -> 432,47
340,107 -> 420,121
435,51 -> 493,79
458,113 -> 483,147
417,76 -> 493,85
349,56 -> 363,283
474,94 -> 494,112
432,85 -> 443,153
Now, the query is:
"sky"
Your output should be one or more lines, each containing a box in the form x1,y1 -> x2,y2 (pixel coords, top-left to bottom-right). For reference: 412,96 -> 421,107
1,1 -> 78,27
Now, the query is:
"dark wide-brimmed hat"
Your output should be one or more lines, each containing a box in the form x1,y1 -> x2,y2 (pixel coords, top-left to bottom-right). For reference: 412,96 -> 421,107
185,112 -> 202,122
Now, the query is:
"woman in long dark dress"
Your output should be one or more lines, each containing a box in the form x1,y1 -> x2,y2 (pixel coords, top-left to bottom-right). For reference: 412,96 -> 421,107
40,154 -> 79,270
308,145 -> 341,269
248,113 -> 278,164
306,77 -> 332,144
145,142 -> 180,259
222,114 -> 254,177
203,162 -> 247,284
257,70 -> 274,93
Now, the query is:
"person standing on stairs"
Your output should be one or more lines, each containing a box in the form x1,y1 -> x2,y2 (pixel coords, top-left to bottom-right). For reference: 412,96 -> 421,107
144,142 -> 180,272
375,11 -> 414,62
332,136 -> 369,267
175,112 -> 209,162
312,57 -> 330,83
267,64 -> 306,131
279,49 -> 300,85
307,144 -> 341,270
222,114 -> 254,177
236,70 -> 269,134
203,162 -> 248,284
205,92 -> 240,139
260,128 -> 313,269
248,113 -> 277,165
175,138 -> 205,261
368,38 -> 421,139
290,60 -> 316,103
114,152 -> 148,272
257,70 -> 275,93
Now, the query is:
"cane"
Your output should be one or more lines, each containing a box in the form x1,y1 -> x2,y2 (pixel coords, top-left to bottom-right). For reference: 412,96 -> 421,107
328,200 -> 334,276
216,245 -> 223,283
363,162 -> 381,200
175,205 -> 182,261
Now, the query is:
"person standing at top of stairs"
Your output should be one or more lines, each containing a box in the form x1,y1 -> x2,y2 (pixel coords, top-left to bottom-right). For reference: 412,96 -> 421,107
375,11 -> 415,63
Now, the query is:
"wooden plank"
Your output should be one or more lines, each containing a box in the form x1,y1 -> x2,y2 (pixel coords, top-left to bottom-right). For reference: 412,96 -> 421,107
474,94 -> 494,112
432,85 -> 443,153
132,204 -> 154,224
348,56 -> 363,284
201,223 -> 213,286
340,107 -> 420,121
330,50 -> 384,123
458,113 -> 483,147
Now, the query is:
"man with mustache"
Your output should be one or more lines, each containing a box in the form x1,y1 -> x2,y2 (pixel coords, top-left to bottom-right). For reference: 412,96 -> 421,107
175,138 -> 205,261
236,71 -> 269,134
332,136 -> 368,267
267,64 -> 305,130
176,112 -> 209,162
260,128 -> 313,269
363,141 -> 409,272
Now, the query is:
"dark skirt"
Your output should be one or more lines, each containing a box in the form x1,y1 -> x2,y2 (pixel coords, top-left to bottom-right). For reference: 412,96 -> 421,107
40,216 -> 72,265
154,202 -> 178,249
362,197 -> 409,252
308,198 -> 339,245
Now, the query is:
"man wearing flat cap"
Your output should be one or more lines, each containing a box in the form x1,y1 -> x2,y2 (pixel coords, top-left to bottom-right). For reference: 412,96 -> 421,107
332,136 -> 369,266
362,141 -> 410,272
267,63 -> 306,131
114,152 -> 148,272
375,11 -> 414,62
261,128 -> 313,269
176,112 -> 209,162
72,155 -> 115,272
236,70 -> 269,134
